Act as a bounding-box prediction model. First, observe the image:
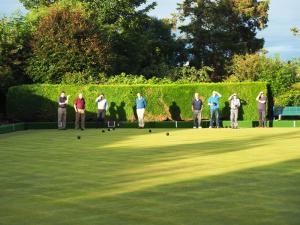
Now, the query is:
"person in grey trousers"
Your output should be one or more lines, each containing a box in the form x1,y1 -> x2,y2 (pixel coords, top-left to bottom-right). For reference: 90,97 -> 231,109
58,91 -> 70,130
192,93 -> 203,128
256,91 -> 267,127
228,93 -> 241,129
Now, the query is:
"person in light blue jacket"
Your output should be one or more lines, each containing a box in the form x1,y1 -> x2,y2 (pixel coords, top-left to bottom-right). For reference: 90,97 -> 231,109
208,91 -> 222,128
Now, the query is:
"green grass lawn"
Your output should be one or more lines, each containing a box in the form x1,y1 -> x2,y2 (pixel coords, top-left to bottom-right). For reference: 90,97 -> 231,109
0,128 -> 300,225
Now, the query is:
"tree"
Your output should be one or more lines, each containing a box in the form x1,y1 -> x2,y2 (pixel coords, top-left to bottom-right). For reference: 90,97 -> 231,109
26,3 -> 113,83
0,14 -> 31,91
227,53 -> 300,97
179,0 -> 269,80
21,0 -> 182,78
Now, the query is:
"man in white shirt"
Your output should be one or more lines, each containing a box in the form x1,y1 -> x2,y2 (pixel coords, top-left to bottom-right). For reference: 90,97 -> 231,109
228,93 -> 241,129
95,93 -> 108,128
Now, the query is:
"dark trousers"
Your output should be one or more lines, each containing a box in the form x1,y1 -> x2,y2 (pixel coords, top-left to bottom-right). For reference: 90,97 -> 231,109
210,109 -> 220,127
96,109 -> 106,128
75,109 -> 85,129
258,109 -> 267,127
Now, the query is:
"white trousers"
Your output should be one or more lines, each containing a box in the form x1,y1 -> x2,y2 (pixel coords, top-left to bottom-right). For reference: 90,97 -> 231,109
137,108 -> 145,127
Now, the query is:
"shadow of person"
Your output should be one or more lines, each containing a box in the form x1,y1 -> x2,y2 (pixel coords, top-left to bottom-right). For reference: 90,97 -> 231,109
221,101 -> 230,120
132,105 -> 138,120
108,102 -> 117,121
239,99 -> 247,120
169,101 -> 182,121
117,101 -> 127,121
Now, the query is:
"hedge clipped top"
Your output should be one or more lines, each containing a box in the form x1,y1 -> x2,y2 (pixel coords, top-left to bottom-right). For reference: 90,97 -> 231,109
7,82 -> 268,122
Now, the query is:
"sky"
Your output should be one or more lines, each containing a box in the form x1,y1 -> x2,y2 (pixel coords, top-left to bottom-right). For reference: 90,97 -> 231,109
1,0 -> 300,60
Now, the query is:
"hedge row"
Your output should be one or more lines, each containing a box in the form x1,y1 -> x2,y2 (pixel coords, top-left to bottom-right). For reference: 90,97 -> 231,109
7,82 -> 268,122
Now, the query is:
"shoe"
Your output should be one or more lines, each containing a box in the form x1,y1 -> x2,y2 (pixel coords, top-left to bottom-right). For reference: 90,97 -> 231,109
198,126 -> 202,129
193,126 -> 196,129
209,126 -> 212,128
216,126 -> 220,128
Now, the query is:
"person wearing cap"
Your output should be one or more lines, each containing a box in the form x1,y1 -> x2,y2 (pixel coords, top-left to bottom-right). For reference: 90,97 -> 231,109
228,93 -> 241,129
192,93 -> 203,128
256,91 -> 267,128
95,93 -> 108,128
136,93 -> 147,128
58,91 -> 70,130
208,91 -> 222,128
74,93 -> 86,130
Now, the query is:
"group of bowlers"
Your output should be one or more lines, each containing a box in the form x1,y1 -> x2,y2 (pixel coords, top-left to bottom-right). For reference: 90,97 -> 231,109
57,92 -> 146,130
191,91 -> 267,129
57,90 -> 267,130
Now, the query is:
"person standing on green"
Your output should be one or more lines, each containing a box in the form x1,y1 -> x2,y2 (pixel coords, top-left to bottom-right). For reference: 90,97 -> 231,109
256,91 -> 267,128
74,93 -> 86,130
208,91 -> 222,128
57,91 -> 70,130
192,93 -> 203,128
136,93 -> 147,128
228,93 -> 241,129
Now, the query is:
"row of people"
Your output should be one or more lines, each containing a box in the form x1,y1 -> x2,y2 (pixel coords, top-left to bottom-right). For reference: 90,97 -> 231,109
192,91 -> 267,128
57,91 -> 146,130
57,90 -> 267,130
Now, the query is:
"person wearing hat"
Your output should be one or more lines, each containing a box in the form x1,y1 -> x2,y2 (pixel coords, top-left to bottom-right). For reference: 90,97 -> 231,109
256,91 -> 267,128
228,93 -> 241,129
95,93 -> 108,128
208,91 -> 222,128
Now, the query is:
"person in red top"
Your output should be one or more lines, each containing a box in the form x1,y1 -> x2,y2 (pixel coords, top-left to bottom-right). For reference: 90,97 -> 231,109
74,93 -> 86,130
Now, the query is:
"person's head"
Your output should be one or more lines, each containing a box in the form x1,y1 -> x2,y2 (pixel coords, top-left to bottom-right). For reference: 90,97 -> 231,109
60,91 -> 65,97
99,93 -> 104,99
233,93 -> 237,99
212,91 -> 217,97
260,91 -> 264,97
137,93 -> 141,98
195,93 -> 199,99
78,93 -> 83,99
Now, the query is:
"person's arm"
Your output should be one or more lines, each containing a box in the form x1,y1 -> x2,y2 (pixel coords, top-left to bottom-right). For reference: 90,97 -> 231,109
65,95 -> 70,104
228,94 -> 233,101
237,99 -> 241,107
208,97 -> 212,106
215,91 -> 222,97
105,101 -> 109,111
58,98 -> 64,106
73,99 -> 78,112
259,99 -> 266,104
83,99 -> 86,111
256,92 -> 262,101
95,96 -> 99,103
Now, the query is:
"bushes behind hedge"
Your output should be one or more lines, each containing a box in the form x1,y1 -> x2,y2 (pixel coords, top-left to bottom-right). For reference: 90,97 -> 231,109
7,82 -> 268,122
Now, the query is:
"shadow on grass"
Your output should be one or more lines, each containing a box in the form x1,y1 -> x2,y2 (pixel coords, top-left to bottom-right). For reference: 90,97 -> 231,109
109,158 -> 300,225
52,159 -> 300,225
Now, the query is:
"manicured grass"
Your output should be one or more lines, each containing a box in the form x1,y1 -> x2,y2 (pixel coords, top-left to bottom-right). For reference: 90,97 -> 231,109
0,128 -> 300,225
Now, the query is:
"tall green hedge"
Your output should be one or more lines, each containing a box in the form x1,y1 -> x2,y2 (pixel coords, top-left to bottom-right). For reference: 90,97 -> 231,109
7,83 -> 268,122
